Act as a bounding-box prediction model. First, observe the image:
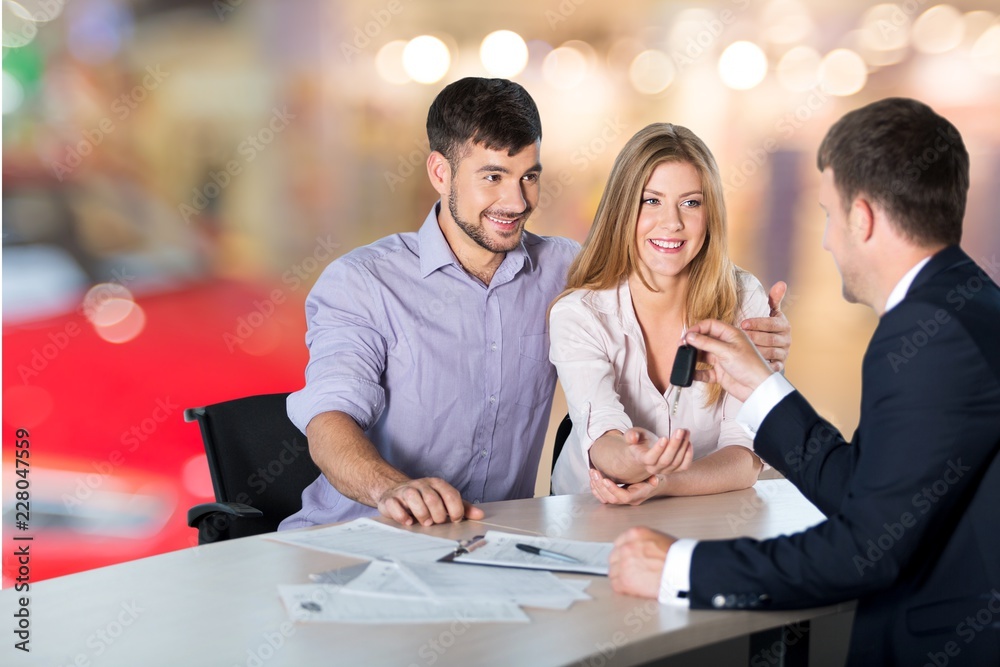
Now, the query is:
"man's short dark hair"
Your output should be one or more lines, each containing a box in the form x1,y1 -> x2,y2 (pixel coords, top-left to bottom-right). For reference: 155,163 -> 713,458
817,97 -> 969,247
427,77 -> 542,166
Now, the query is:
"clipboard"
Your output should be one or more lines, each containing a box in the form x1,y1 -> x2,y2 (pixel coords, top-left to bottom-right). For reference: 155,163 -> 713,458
439,531 -> 612,576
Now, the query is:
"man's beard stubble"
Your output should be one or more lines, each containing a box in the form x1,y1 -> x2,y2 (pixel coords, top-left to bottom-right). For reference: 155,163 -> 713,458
448,185 -> 530,255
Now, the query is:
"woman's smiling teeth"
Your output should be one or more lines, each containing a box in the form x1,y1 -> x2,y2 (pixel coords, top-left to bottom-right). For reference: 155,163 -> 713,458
649,239 -> 684,250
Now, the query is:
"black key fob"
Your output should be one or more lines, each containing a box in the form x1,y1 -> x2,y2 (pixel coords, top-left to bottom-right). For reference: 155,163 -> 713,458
670,344 -> 697,388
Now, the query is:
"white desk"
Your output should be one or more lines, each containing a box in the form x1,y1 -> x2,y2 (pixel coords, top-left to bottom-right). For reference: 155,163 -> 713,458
3,480 -> 854,667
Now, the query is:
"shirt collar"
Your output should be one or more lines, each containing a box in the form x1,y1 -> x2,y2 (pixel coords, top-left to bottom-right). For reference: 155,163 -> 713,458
884,256 -> 933,313
417,201 -> 530,282
615,278 -> 644,340
418,203 -> 459,278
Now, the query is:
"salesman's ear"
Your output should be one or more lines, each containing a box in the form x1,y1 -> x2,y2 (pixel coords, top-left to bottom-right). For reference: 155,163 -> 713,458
849,196 -> 875,243
426,151 -> 452,198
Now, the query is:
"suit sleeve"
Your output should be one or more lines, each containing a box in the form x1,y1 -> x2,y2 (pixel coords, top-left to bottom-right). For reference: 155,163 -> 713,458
752,392 -> 859,516
689,300 -> 1000,609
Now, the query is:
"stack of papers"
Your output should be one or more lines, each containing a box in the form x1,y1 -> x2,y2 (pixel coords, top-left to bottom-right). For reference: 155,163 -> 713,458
269,519 -> 611,624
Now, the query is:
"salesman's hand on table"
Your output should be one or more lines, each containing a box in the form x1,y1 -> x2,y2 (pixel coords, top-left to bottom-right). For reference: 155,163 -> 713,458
609,527 -> 678,599
590,468 -> 662,506
740,281 -> 791,373
376,477 -> 485,527
684,320 -> 775,403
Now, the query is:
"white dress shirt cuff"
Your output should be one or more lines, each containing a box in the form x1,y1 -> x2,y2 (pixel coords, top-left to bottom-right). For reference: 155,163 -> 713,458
736,373 -> 795,437
658,538 -> 697,607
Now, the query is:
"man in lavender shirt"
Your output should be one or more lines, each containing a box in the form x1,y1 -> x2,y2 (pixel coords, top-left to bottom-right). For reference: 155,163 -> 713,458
279,78 -> 580,529
280,78 -> 791,530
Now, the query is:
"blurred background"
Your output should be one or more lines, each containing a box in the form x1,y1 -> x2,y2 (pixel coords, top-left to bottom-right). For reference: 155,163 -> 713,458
2,0 -> 999,584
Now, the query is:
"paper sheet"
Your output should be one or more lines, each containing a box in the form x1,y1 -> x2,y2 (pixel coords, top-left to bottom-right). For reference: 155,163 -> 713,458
328,560 -> 591,610
267,517 -> 458,562
451,531 -> 613,575
278,584 -> 530,624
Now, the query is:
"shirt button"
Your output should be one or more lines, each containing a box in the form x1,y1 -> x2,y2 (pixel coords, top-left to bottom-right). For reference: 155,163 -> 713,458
712,594 -> 726,608
490,342 -> 497,351
489,395 -> 496,404
481,448 -> 488,457
473,499 -> 480,504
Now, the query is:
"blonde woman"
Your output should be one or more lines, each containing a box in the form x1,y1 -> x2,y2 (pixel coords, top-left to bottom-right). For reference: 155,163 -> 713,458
549,123 -> 790,503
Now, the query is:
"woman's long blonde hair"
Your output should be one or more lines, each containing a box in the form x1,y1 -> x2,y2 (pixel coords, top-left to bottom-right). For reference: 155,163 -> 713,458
557,123 -> 741,405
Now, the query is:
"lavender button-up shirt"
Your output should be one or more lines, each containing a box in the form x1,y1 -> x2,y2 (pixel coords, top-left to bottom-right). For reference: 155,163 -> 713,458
279,205 -> 579,529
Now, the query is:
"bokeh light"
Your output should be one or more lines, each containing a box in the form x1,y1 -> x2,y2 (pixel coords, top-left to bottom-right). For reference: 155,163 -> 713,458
912,5 -> 965,54
480,30 -> 528,78
402,35 -> 451,84
777,46 -> 821,91
2,1 -> 39,48
718,41 -> 768,90
629,49 -> 676,95
375,40 -> 410,85
761,0 -> 814,44
860,4 -> 911,52
818,48 -> 868,96
2,70 -> 25,114
543,45 -> 588,90
972,24 -> 1000,75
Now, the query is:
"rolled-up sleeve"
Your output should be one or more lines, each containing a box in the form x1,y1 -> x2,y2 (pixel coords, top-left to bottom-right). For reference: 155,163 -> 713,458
549,299 -> 632,455
287,259 -> 388,434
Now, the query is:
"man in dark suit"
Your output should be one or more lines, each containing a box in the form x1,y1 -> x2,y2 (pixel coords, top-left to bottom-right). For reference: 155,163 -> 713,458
606,97 -> 1000,666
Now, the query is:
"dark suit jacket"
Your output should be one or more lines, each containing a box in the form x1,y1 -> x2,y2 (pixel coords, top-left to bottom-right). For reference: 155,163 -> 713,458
690,246 -> 1000,666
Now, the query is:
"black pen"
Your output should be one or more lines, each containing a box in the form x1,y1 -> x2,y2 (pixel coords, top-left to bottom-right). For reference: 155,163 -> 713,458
515,543 -> 582,564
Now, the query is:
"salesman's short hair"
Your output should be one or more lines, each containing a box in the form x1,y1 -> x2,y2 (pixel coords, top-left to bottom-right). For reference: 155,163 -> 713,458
817,97 -> 968,247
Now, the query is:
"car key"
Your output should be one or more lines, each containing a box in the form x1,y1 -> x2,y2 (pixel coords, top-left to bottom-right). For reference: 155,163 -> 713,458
670,344 -> 697,388
669,344 -> 697,417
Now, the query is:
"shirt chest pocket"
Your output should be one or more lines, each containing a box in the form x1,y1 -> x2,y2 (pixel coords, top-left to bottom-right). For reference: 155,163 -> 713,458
516,333 -> 555,408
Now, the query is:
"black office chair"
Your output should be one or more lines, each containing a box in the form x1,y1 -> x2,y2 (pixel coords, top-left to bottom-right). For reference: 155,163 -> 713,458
551,413 -> 572,494
185,392 -> 321,544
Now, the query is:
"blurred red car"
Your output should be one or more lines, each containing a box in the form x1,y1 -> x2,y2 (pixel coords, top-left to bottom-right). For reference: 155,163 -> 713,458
2,242 -> 308,584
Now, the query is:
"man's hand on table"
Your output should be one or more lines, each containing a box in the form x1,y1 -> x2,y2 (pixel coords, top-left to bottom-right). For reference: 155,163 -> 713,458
608,527 -> 678,598
376,477 -> 485,527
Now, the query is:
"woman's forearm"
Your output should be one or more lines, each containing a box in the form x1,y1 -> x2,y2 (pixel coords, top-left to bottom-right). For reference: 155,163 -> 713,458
655,445 -> 762,497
